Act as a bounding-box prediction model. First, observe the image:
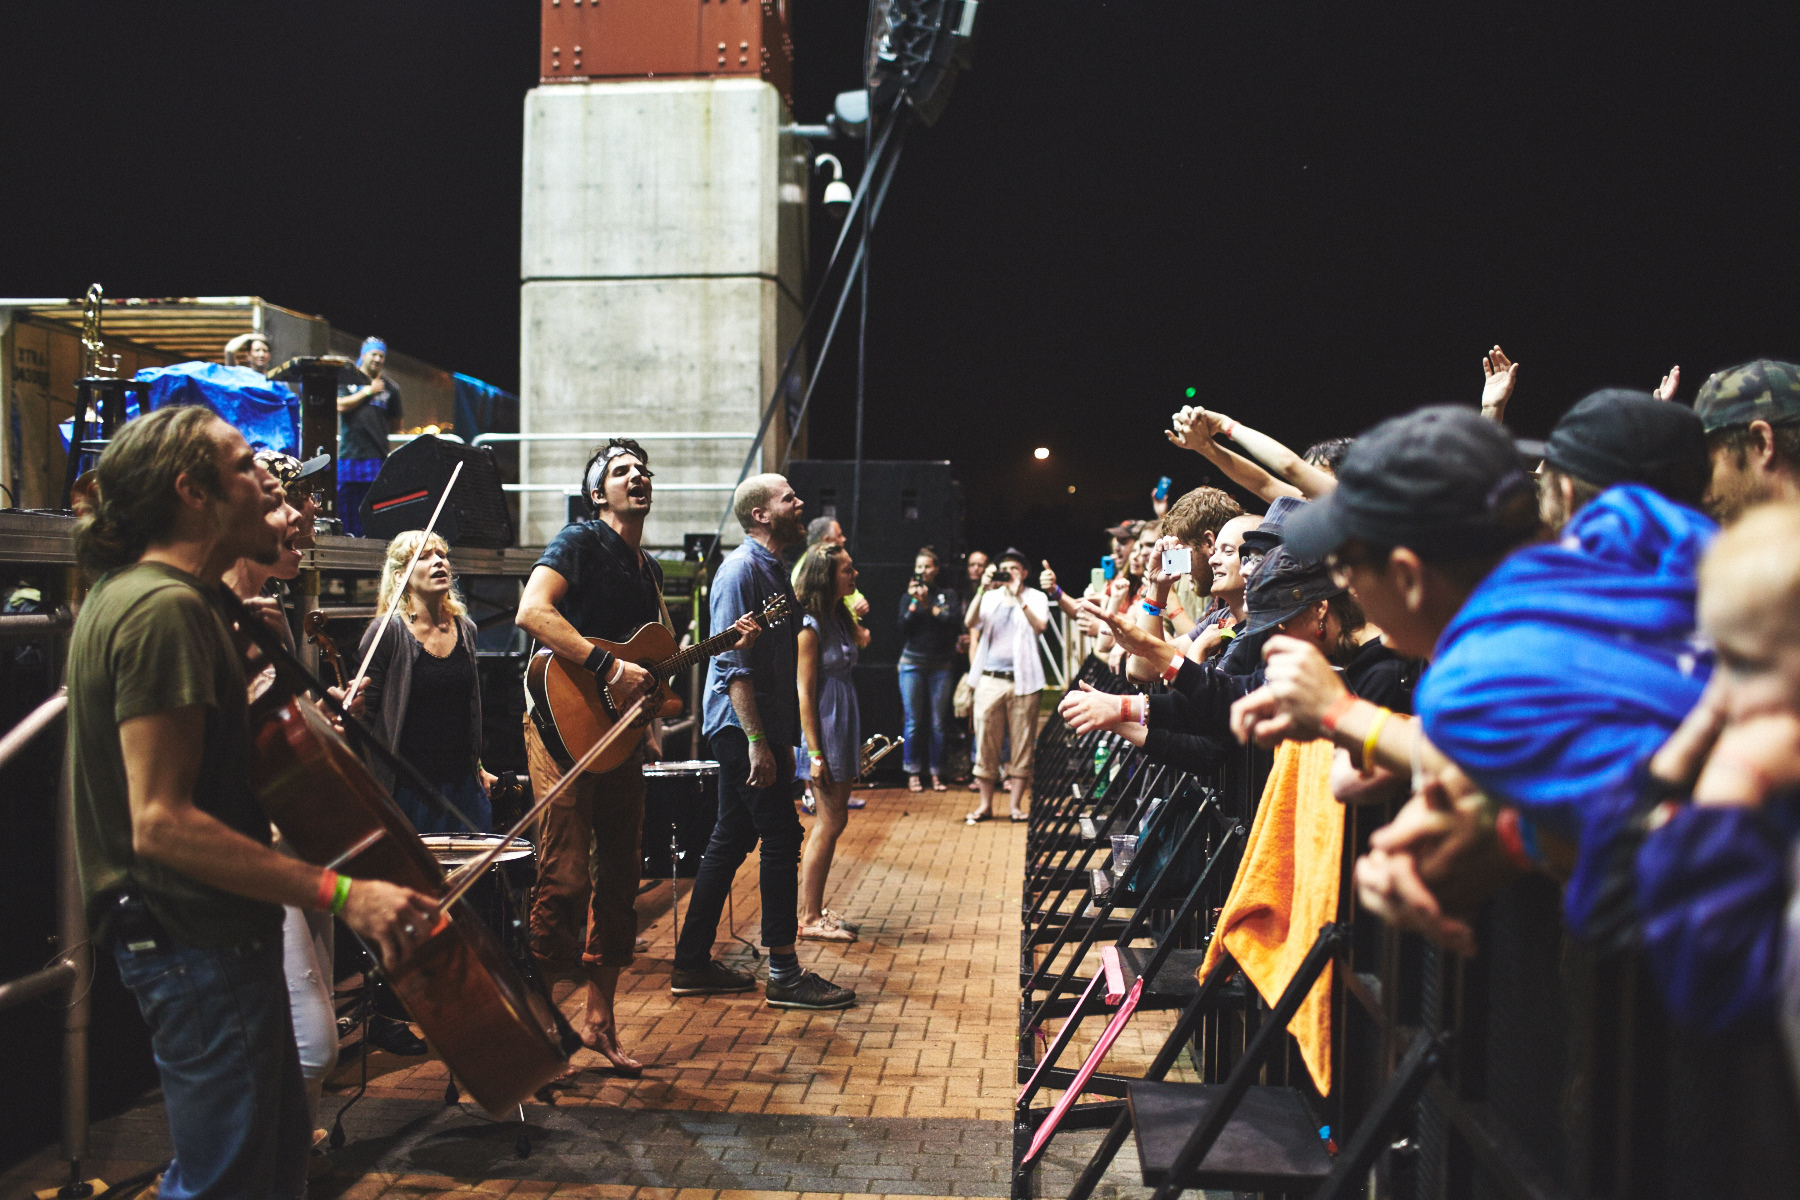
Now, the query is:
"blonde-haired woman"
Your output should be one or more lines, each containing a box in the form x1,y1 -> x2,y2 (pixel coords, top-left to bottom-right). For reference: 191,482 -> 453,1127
354,530 -> 494,833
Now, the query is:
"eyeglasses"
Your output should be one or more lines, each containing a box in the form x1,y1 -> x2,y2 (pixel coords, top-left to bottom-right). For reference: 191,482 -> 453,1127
1325,549 -> 1373,588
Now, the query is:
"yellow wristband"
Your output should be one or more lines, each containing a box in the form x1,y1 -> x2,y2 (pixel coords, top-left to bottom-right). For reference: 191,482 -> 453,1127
1361,707 -> 1393,777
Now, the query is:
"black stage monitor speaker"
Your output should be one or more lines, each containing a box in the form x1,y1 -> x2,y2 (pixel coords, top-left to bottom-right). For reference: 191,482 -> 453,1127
361,435 -> 515,548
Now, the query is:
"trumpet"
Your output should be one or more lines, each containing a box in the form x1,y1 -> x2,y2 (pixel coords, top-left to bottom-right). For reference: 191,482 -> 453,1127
858,733 -> 899,778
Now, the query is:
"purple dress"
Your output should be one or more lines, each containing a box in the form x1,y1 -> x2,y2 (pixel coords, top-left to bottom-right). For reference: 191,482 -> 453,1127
798,612 -> 861,783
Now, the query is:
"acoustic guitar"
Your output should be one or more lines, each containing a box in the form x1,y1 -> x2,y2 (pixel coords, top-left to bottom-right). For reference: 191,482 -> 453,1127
525,592 -> 791,775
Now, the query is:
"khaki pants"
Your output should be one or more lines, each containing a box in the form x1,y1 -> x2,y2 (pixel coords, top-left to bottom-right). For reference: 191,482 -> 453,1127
523,715 -> 645,972
973,673 -> 1041,783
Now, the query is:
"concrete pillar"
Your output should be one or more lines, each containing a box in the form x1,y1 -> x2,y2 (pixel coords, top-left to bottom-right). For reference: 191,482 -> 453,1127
520,77 -> 806,547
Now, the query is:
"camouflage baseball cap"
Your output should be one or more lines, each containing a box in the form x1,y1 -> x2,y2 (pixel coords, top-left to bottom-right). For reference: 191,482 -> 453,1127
1693,359 -> 1800,434
253,448 -> 331,487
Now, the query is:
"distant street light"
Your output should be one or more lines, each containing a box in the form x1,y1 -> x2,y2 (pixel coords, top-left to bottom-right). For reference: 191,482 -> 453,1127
1033,447 -> 1050,460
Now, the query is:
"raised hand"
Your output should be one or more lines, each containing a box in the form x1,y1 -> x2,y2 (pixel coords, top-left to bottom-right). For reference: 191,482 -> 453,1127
1077,597 -> 1167,663
1038,560 -> 1058,593
1058,680 -> 1135,735
1653,365 -> 1681,402
1480,345 -> 1518,422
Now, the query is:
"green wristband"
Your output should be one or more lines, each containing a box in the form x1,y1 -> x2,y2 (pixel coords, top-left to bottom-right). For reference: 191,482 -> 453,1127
745,731 -> 766,744
330,874 -> 353,915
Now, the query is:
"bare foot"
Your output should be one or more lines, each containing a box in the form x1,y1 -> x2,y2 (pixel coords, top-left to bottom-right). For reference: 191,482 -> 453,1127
581,1021 -> 644,1073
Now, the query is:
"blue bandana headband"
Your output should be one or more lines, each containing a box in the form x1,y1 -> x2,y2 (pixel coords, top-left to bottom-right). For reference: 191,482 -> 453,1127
361,336 -> 387,357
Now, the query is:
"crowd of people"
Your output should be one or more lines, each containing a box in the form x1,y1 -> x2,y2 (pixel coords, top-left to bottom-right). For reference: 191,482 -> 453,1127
1046,349 -> 1800,1148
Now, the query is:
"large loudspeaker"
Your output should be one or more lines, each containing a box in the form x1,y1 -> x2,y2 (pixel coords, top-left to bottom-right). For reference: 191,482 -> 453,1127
360,435 -> 515,548
786,460 -> 962,567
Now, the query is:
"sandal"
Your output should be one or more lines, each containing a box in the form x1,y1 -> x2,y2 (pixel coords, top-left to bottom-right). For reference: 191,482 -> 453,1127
908,775 -> 923,793
820,907 -> 860,934
932,777 -> 947,792
847,794 -> 866,809
965,810 -> 991,825
801,790 -> 816,815
1009,812 -> 1029,823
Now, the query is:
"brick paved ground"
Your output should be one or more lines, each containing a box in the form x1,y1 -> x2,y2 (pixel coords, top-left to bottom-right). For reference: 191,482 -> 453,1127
2,785 -> 1203,1200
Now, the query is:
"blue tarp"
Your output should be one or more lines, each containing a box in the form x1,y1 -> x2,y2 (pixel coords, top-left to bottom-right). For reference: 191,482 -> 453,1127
62,362 -> 300,456
453,372 -> 517,442
1416,484 -> 1717,933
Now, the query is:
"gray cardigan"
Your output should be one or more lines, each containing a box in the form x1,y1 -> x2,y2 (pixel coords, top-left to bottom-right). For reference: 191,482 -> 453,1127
355,612 -> 483,793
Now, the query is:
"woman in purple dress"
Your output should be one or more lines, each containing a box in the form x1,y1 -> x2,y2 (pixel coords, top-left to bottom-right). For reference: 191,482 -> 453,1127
795,543 -> 863,942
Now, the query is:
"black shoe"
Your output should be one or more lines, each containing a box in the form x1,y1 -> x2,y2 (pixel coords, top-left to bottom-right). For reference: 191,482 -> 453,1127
765,970 -> 856,1011
367,1017 -> 430,1056
670,960 -> 758,996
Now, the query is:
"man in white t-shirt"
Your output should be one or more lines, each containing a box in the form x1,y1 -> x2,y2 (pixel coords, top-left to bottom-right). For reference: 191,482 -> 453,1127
963,548 -> 1050,823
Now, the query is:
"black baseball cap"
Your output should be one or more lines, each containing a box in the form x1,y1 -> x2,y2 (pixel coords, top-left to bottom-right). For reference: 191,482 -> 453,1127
1284,406 -> 1537,562
1239,546 -> 1344,639
1531,389 -> 1709,506
998,547 -> 1030,568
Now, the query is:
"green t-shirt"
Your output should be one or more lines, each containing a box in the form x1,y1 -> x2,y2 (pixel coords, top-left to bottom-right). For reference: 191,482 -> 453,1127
67,562 -> 280,948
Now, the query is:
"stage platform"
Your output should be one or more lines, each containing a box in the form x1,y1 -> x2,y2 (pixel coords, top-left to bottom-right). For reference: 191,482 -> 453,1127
1,786 -> 1202,1200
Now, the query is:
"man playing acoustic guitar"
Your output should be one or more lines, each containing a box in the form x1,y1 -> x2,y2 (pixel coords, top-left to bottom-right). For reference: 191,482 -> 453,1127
516,437 -> 763,1073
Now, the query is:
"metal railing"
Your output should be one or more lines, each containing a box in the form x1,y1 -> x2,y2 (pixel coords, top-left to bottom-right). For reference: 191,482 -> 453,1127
0,687 -> 96,1199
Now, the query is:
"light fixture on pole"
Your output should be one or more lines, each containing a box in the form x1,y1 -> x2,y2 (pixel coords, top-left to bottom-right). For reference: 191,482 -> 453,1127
814,154 -> 854,214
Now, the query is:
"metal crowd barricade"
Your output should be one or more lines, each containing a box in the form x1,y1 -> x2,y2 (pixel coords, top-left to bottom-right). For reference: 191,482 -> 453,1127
1017,660 -> 1596,1200
0,686 -> 96,1200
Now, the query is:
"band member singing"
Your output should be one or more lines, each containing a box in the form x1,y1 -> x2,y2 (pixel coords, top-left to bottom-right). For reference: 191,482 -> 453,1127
354,531 -> 495,835
67,407 -> 432,1198
515,438 -> 763,1072
225,457 -> 343,1145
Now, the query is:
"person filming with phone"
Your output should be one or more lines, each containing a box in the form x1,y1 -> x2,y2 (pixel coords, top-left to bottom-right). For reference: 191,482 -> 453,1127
964,548 -> 1050,824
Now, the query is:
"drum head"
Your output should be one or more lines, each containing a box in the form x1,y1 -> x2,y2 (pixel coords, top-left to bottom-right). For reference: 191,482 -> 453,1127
421,833 -> 535,867
643,759 -> 721,778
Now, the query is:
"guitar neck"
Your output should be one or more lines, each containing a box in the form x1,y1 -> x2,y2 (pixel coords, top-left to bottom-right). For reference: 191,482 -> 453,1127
657,624 -> 745,677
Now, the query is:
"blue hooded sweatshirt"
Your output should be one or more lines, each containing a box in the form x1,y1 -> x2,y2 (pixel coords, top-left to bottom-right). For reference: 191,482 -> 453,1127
1415,484 -> 1716,933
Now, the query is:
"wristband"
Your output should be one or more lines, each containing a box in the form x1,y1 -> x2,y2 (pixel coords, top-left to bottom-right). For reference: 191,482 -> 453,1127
1165,603 -> 1185,620
330,874 -> 352,915
1222,418 -> 1240,440
745,731 -> 765,744
1160,653 -> 1183,684
1360,707 -> 1392,776
584,645 -> 616,678
315,869 -> 339,913
1139,600 -> 1162,617
1493,807 -> 1536,872
607,657 -> 627,686
1047,584 -> 1062,600
1319,691 -> 1358,734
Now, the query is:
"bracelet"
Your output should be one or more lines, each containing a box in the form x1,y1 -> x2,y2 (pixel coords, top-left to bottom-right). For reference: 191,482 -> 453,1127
607,657 -> 627,685
1165,603 -> 1185,620
1160,654 -> 1183,684
330,874 -> 353,915
315,868 -> 339,913
1360,707 -> 1392,776
1139,600 -> 1162,617
1047,585 -> 1062,600
1319,691 -> 1358,734
745,731 -> 765,743
1222,418 -> 1240,440
584,645 -> 615,678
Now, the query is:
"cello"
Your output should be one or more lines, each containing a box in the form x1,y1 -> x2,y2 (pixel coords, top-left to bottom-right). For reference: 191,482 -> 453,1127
231,591 -> 634,1115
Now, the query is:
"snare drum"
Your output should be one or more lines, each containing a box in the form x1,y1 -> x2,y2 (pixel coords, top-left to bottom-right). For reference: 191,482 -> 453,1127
420,834 -> 537,962
420,833 -> 535,869
641,760 -> 720,880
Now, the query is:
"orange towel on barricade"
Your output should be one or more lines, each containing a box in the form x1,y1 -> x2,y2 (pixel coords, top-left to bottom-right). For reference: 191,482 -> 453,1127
1198,737 -> 1343,1094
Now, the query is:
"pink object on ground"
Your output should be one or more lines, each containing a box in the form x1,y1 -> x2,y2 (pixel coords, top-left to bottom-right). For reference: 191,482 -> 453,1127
1021,976 -> 1145,1164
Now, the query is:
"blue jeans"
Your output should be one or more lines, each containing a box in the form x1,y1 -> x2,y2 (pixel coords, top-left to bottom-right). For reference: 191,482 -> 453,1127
392,768 -> 492,834
897,657 -> 955,776
112,935 -> 309,1200
673,726 -> 802,967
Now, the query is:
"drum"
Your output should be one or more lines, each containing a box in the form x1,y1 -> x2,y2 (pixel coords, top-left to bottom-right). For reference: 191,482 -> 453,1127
420,834 -> 537,964
641,760 -> 720,880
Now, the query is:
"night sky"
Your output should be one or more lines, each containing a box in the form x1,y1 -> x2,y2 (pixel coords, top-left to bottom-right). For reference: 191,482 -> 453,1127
5,3 -> 1799,584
